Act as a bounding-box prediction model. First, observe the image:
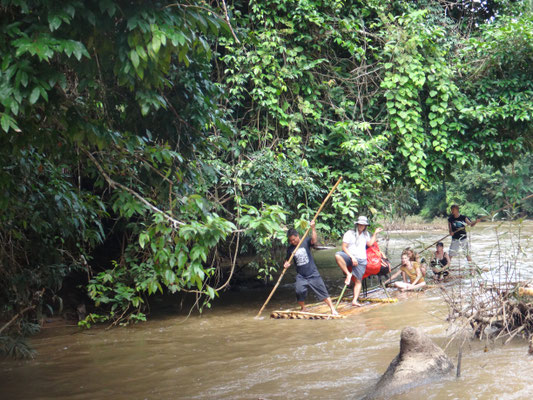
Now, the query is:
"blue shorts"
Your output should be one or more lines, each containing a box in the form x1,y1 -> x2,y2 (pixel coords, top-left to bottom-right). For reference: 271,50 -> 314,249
336,251 -> 367,281
295,275 -> 330,302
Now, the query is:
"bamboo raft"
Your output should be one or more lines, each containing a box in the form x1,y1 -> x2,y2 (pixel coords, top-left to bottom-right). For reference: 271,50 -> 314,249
270,295 -> 399,320
269,279 -> 453,320
269,267 -> 479,320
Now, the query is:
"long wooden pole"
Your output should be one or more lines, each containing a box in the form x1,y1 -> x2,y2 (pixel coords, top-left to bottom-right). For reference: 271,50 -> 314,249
433,192 -> 533,250
380,279 -> 391,300
334,284 -> 348,311
388,228 -> 462,274
389,192 -> 533,273
255,176 -> 343,318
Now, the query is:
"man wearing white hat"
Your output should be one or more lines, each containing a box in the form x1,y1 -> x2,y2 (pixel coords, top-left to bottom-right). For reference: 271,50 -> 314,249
335,216 -> 382,306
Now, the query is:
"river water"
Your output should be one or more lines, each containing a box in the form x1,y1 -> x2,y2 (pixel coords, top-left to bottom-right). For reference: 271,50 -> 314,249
1,221 -> 532,399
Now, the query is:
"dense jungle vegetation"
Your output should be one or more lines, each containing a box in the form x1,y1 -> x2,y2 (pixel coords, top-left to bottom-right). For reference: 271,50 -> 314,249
1,0 -> 532,357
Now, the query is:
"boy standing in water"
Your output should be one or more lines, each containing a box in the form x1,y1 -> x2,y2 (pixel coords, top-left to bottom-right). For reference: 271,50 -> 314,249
448,204 -> 480,262
284,221 -> 338,315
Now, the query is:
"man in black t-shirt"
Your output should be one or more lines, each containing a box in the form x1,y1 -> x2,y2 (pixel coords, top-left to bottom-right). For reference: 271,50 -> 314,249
284,221 -> 338,315
448,204 -> 480,262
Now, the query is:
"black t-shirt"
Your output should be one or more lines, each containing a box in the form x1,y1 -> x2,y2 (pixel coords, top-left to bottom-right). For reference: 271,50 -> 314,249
286,237 -> 319,278
448,214 -> 469,239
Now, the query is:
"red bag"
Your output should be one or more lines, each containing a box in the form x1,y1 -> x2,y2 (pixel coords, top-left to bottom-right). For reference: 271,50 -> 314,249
346,242 -> 386,283
363,242 -> 383,279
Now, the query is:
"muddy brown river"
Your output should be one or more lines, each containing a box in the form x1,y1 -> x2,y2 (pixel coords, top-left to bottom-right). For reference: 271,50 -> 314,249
1,221 -> 532,399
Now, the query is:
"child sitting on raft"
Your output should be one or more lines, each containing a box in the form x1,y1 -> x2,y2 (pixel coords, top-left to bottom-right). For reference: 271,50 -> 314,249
404,247 -> 427,278
431,242 -> 451,282
384,252 -> 426,291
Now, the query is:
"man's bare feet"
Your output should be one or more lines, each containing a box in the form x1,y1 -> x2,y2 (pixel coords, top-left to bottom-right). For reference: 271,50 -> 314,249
351,301 -> 362,307
330,309 -> 339,316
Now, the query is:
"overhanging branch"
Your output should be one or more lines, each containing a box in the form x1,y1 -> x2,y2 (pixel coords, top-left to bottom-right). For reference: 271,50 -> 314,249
84,149 -> 184,227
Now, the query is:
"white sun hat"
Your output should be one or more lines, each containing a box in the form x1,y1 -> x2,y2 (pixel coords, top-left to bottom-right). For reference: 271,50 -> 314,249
355,216 -> 369,225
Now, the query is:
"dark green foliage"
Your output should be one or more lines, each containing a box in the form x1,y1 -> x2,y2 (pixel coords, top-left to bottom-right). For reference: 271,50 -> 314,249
0,0 -> 244,334
447,156 -> 533,218
418,155 -> 533,219
0,335 -> 36,359
457,12 -> 533,165
0,148 -> 103,333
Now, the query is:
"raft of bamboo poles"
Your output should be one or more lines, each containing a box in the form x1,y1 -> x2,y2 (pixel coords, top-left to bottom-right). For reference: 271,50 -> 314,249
270,295 -> 399,320
270,310 -> 346,319
268,276 -> 458,320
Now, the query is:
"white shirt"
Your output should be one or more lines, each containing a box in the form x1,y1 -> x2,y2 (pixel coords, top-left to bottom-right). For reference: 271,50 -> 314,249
343,229 -> 370,259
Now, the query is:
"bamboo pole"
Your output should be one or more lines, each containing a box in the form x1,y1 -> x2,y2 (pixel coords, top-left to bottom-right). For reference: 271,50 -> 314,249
389,230 -> 459,273
302,285 -> 383,308
380,280 -> 391,300
255,176 -> 343,318
334,285 -> 348,312
358,297 -> 398,303
390,192 -> 533,273
271,310 -> 346,319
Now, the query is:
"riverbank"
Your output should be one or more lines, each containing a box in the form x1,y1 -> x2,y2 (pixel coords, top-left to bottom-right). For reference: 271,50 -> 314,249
378,215 -> 448,232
